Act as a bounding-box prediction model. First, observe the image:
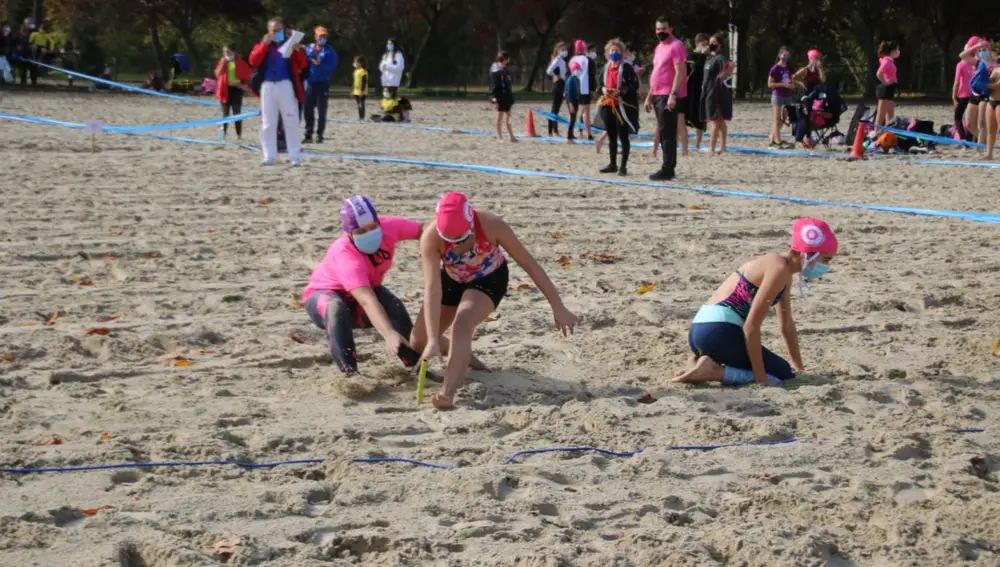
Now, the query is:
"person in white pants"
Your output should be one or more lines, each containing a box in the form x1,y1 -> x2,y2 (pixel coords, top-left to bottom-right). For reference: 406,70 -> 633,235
249,17 -> 308,166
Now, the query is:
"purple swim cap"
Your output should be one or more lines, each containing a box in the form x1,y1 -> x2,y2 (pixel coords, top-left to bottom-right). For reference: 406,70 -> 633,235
340,195 -> 379,233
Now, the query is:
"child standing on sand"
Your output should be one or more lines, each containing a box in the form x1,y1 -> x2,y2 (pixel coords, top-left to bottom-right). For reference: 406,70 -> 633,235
675,218 -> 838,387
490,50 -> 517,142
352,56 -> 368,121
565,60 -> 583,142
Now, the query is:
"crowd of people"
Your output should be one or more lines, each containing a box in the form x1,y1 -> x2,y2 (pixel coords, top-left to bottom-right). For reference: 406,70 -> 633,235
954,37 -> 999,159
0,17 -> 79,85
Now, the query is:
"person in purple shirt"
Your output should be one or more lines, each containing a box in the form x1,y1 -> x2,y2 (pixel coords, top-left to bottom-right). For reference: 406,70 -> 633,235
767,46 -> 794,148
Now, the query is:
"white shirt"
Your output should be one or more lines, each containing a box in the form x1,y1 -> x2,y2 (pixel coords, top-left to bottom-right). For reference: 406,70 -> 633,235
546,56 -> 567,80
379,51 -> 405,88
569,55 -> 590,94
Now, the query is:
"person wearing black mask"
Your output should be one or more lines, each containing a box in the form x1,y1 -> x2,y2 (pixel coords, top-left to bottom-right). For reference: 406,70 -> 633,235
644,16 -> 687,181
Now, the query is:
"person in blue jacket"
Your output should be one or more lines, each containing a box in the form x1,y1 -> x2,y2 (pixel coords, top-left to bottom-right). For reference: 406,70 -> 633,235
303,26 -> 338,144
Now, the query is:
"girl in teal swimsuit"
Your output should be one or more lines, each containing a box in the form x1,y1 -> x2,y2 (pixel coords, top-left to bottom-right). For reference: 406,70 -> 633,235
675,218 -> 838,387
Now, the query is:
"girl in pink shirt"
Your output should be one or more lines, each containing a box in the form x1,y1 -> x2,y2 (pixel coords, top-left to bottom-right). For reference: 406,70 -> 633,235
302,195 -> 423,374
875,41 -> 900,127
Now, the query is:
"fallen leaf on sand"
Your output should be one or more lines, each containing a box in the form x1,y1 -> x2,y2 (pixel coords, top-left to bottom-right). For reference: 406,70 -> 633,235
638,393 -> 656,404
550,232 -> 567,239
993,337 -> 1000,357
109,227 -> 123,235
291,299 -> 304,308
143,253 -> 156,260
47,312 -> 60,325
99,315 -> 120,322
78,278 -> 94,286
402,295 -> 412,303
257,198 -> 274,205
205,539 -> 241,558
508,283 -> 534,291
288,333 -> 315,345
636,282 -> 657,295
687,205 -> 706,211
36,435 -> 64,446
173,358 -> 192,367
581,252 -> 617,264
81,506 -> 113,516
1,353 -> 14,362
87,328 -> 111,336
100,432 -> 113,441
555,255 -> 571,264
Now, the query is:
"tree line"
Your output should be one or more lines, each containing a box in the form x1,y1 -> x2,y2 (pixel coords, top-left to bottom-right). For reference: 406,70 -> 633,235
5,0 -> 998,97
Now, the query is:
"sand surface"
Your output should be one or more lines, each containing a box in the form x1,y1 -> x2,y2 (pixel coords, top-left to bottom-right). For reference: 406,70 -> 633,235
1,92 -> 1000,567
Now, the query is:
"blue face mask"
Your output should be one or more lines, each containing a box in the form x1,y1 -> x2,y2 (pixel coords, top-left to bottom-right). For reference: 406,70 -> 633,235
387,43 -> 394,52
608,52 -> 622,62
352,227 -> 383,254
780,55 -> 789,62
979,50 -> 990,60
802,262 -> 829,280
273,30 -> 285,43
317,38 -> 327,46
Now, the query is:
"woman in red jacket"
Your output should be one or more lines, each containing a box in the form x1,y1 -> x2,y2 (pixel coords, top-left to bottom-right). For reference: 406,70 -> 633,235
215,44 -> 252,140
248,17 -> 309,166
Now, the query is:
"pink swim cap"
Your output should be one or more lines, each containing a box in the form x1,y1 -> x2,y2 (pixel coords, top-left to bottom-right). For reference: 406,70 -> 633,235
574,40 -> 587,55
807,49 -> 821,61
791,218 -> 837,255
436,192 -> 475,242
967,36 -> 982,49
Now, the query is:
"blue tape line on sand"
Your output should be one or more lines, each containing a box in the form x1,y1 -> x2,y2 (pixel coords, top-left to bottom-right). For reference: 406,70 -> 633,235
1,430 -> 984,474
532,107 -> 769,139
300,150 -> 1000,224
0,110 -> 257,133
875,124 -> 996,150
19,57 -> 216,107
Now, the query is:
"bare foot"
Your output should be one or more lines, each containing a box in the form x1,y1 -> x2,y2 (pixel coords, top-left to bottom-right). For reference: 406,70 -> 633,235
681,149 -> 689,157
674,354 -> 699,377
509,136 -> 518,143
431,392 -> 454,410
673,356 -> 724,383
496,135 -> 505,142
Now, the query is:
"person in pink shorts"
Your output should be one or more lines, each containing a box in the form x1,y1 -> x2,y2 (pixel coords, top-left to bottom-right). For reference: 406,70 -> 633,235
301,195 -> 423,374
410,192 -> 580,410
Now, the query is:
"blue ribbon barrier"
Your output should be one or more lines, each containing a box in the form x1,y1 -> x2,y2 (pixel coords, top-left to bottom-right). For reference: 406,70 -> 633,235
0,110 -> 257,133
300,150 -> 1000,225
1,429 -> 983,475
875,124 -> 995,150
532,107 -> 769,139
18,57 -> 217,107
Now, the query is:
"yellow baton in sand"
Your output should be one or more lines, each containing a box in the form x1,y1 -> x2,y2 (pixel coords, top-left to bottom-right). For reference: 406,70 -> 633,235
416,360 -> 428,404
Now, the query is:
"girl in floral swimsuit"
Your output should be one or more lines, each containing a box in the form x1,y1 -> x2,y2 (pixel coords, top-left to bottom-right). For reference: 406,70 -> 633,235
411,192 -> 580,409
675,218 -> 838,387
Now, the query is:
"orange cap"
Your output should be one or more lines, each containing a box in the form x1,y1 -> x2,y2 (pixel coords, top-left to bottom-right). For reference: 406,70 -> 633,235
315,26 -> 328,37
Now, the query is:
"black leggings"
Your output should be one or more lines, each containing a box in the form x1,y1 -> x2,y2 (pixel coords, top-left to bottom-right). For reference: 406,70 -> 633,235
567,104 -> 578,140
304,287 -> 414,374
355,95 -> 366,120
955,97 -> 970,141
549,79 -> 565,135
221,87 -> 244,137
599,105 -> 630,167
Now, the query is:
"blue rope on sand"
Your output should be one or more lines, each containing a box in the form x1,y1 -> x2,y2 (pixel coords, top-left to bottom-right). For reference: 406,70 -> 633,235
0,429 -> 984,475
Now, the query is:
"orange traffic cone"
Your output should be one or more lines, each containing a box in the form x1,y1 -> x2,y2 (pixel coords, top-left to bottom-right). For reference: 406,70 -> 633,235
850,123 -> 867,160
526,109 -> 537,137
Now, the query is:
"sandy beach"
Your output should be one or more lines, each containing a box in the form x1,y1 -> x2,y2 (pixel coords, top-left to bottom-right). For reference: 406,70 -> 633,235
1,91 -> 999,566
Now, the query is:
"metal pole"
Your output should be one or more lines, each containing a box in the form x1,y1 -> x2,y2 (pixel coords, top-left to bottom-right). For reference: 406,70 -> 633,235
728,0 -> 738,96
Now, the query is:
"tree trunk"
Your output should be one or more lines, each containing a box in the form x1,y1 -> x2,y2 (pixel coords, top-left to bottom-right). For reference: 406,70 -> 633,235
178,29 -> 203,77
864,33 -> 878,99
733,11 -> 751,99
524,27 -> 555,93
149,16 -> 170,84
406,8 -> 440,88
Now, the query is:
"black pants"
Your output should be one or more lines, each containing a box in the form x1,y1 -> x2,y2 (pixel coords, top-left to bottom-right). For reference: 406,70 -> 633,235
599,105 -> 630,167
220,87 -> 244,137
19,61 -> 37,85
549,79 -> 565,135
304,286 -> 415,374
386,86 -> 398,97
304,81 -> 330,138
653,95 -> 678,174
355,95 -> 366,120
567,104 -> 578,140
955,97 -> 970,141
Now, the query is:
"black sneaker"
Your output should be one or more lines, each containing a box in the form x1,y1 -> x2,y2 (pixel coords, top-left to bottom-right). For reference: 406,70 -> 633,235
302,136 -> 313,144
600,164 -> 618,174
316,136 -> 324,144
648,169 -> 674,181
617,166 -> 628,176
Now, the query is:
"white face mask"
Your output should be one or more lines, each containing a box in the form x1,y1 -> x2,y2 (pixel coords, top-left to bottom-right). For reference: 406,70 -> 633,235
558,50 -> 568,58
588,51 -> 597,60
383,91 -> 391,98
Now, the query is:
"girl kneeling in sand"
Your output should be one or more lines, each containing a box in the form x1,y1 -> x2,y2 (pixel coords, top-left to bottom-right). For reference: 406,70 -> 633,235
301,195 -> 422,374
411,192 -> 580,409
675,218 -> 837,387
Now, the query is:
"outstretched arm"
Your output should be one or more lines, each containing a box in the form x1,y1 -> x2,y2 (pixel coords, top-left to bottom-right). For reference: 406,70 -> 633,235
775,286 -> 803,372
742,260 -> 790,384
419,229 -> 444,352
491,214 -> 578,336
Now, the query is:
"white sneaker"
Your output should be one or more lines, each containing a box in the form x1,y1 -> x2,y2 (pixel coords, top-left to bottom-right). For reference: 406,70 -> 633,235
260,159 -> 275,166
291,158 -> 302,167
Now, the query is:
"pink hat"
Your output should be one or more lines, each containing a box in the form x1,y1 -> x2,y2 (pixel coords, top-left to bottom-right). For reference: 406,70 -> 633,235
436,192 -> 475,242
807,49 -> 821,61
967,36 -> 982,49
574,40 -> 587,55
791,218 -> 837,255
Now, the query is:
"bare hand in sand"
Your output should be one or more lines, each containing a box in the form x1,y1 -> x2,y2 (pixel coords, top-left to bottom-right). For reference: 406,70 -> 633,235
419,340 -> 442,367
383,332 -> 409,360
553,305 -> 579,336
